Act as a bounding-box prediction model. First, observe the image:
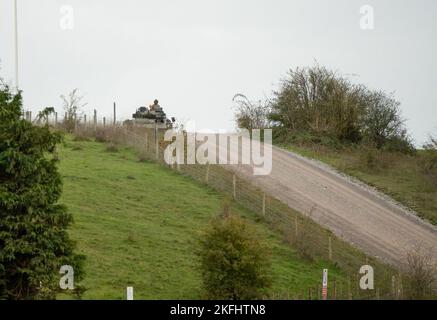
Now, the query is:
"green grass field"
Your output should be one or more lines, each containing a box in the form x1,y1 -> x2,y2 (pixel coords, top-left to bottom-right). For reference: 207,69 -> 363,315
278,143 -> 437,225
57,137 -> 344,299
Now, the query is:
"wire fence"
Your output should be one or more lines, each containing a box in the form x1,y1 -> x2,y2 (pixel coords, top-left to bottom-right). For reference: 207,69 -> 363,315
68,121 -> 406,300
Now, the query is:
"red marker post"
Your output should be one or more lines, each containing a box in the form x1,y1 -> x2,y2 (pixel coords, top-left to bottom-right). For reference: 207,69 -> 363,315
322,269 -> 328,300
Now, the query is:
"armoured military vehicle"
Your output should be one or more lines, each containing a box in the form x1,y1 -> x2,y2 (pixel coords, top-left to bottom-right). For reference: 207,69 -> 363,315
125,100 -> 174,128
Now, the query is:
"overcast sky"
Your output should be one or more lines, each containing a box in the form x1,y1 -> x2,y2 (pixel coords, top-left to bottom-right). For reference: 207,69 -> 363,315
0,0 -> 436,144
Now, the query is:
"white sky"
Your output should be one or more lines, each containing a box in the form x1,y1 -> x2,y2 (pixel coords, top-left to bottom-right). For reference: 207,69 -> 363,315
0,0 -> 436,144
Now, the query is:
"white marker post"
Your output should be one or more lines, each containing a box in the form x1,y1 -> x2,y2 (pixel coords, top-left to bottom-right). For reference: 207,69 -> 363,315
322,269 -> 328,300
127,286 -> 134,300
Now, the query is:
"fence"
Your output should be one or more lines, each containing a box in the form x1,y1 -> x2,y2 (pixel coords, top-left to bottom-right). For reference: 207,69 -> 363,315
68,121 -> 405,300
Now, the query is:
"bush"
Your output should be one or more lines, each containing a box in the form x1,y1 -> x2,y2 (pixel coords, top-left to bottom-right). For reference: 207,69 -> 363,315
232,93 -> 270,130
418,136 -> 437,187
267,63 -> 413,152
198,208 -> 271,300
361,90 -> 408,149
61,89 -> 87,133
269,64 -> 365,143
273,129 -> 345,151
381,134 -> 415,154
0,81 -> 84,299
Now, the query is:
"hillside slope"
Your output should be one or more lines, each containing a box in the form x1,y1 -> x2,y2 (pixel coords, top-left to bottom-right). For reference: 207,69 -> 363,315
209,136 -> 437,267
57,137 -> 344,299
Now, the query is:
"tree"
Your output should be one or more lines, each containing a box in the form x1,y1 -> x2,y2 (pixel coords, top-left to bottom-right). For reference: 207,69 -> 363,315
198,207 -> 271,300
0,81 -> 84,299
424,134 -> 437,150
61,89 -> 87,133
361,90 -> 407,149
269,64 -> 365,142
268,63 -> 412,150
232,94 -> 270,130
35,107 -> 55,125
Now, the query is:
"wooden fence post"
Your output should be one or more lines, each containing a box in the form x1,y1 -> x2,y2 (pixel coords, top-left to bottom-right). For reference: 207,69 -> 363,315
155,125 -> 159,160
84,114 -> 87,126
232,174 -> 236,199
176,148 -> 181,171
55,112 -> 58,126
356,274 -> 360,299
391,275 -> 396,299
93,109 -> 97,129
103,117 -> 106,128
333,277 -> 337,300
398,272 -> 403,299
205,164 -> 210,184
295,215 -> 298,238
328,236 -> 332,261
113,102 -> 116,126
262,193 -> 266,215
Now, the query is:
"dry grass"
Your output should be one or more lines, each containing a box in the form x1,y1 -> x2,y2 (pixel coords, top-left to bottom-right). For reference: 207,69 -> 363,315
404,245 -> 436,299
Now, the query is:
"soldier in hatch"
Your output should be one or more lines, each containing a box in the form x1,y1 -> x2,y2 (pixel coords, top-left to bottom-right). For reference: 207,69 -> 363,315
149,99 -> 160,111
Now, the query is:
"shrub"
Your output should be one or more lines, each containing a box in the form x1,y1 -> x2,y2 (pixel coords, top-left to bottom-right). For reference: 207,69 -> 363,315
269,64 -> 365,143
381,133 -> 415,154
61,89 -> 87,133
0,81 -> 84,299
232,93 -> 270,130
419,135 -> 437,187
198,208 -> 271,300
267,63 -> 413,151
361,90 -> 408,149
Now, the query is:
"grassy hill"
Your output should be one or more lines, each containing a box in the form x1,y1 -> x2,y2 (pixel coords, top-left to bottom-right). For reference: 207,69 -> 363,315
57,136 -> 344,299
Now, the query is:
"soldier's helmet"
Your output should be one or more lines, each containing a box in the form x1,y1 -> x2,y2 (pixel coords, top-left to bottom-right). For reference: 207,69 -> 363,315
154,99 -> 159,105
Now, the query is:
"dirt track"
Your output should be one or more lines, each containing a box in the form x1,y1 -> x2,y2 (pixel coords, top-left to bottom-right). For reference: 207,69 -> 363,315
210,136 -> 437,267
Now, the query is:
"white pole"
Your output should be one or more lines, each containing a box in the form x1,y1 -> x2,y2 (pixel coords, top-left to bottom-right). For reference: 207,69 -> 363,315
322,269 -> 328,300
126,286 -> 134,300
14,0 -> 19,89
